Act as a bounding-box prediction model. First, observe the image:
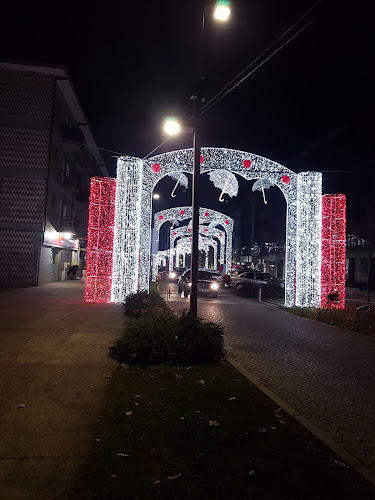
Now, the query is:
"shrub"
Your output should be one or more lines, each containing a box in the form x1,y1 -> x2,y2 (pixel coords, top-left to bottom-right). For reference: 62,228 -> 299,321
109,310 -> 224,365
123,290 -> 169,318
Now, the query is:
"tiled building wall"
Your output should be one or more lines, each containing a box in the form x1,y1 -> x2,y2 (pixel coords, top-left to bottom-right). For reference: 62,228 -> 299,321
0,69 -> 54,286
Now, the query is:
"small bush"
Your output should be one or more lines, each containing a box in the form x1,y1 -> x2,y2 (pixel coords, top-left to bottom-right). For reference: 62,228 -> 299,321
123,290 -> 169,318
109,310 -> 224,365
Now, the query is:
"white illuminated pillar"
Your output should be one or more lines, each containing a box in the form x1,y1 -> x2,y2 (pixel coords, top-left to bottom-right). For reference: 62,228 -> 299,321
112,156 -> 143,301
295,172 -> 322,307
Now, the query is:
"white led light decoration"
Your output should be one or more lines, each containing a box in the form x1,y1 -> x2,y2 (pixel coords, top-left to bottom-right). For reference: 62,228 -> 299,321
176,235 -> 218,269
112,148 -> 322,307
171,224 -> 225,269
154,207 -> 233,275
176,236 -> 217,269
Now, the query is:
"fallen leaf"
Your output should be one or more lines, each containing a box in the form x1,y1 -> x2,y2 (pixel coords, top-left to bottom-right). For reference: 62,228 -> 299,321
18,404 -> 27,409
335,460 -> 349,468
258,428 -> 267,433
77,393 -> 86,397
228,397 -> 236,401
148,374 -> 155,378
249,470 -> 256,475
180,417 -> 185,420
117,453 -> 129,457
95,439 -> 102,442
110,474 -> 118,478
271,426 -> 276,430
175,374 -> 183,379
167,473 -> 182,480
199,380 -> 205,384
134,394 -> 141,398
106,374 -> 112,378
233,378 -> 239,382
186,366 -> 191,370
125,411 -> 133,416
154,480 -> 161,485
209,420 -> 220,427
135,402 -> 139,406
279,420 -> 286,424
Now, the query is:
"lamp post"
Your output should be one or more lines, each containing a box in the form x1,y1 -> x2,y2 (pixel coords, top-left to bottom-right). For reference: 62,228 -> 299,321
163,0 -> 231,316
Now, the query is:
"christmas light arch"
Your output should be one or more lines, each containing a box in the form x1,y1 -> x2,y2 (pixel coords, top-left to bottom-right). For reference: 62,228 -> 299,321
153,207 -> 232,274
171,225 -> 225,268
175,235 -> 218,270
110,148 -> 322,307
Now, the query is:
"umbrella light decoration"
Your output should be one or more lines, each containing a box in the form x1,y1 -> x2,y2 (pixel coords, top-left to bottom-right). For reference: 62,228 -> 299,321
252,178 -> 275,204
208,170 -> 238,202
169,171 -> 188,197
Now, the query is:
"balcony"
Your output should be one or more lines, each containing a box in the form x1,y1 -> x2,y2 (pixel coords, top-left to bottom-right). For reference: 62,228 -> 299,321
63,127 -> 85,151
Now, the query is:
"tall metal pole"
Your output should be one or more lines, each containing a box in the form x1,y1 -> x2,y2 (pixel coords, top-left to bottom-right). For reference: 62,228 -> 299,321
189,97 -> 201,317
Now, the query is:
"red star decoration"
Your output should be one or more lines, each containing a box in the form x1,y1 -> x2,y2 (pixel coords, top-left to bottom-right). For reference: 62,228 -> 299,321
188,228 -> 191,232
200,155 -> 204,164
158,215 -> 163,220
204,212 -> 209,217
173,232 -> 176,235
224,220 -> 229,225
282,175 -> 290,184
180,210 -> 185,215
152,163 -> 161,173
243,159 -> 251,169
204,228 -> 208,231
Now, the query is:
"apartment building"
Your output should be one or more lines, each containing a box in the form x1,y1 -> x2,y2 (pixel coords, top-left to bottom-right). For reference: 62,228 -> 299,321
0,61 -> 108,287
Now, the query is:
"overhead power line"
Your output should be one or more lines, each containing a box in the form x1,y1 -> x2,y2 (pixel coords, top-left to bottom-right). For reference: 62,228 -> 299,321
202,0 -> 338,115
142,0 -> 337,160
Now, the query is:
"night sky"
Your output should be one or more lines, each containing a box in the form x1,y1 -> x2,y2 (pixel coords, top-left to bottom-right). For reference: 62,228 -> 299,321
1,0 -> 374,247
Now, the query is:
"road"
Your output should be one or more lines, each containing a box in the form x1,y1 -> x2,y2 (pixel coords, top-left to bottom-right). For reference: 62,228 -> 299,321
159,280 -> 375,473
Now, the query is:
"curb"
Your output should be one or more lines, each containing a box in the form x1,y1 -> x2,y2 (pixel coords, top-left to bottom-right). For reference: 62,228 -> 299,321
226,354 -> 375,489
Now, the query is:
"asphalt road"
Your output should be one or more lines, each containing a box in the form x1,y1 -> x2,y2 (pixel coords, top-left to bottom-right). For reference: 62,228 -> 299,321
159,280 -> 375,473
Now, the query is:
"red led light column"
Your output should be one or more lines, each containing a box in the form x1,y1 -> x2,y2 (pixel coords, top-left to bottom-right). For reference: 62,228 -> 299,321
321,194 -> 346,309
85,177 -> 116,303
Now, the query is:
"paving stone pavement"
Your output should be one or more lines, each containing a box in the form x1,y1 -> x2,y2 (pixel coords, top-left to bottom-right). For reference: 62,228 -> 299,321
161,283 -> 375,472
0,281 -> 124,499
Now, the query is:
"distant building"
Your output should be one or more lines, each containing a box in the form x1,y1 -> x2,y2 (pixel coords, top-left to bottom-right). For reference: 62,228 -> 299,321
0,61 -> 108,287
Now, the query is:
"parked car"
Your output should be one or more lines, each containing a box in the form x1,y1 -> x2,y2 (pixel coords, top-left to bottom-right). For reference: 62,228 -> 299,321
231,271 -> 284,291
168,267 -> 186,282
178,269 -> 220,298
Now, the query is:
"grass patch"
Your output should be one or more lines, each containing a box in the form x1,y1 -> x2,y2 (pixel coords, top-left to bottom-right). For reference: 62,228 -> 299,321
88,361 -> 374,499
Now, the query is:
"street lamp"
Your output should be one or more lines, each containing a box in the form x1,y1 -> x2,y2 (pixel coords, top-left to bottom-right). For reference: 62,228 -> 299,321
214,0 -> 231,21
163,3 -> 231,316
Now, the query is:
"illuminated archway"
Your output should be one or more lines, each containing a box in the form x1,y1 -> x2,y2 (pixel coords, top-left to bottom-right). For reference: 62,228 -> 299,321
111,148 -> 322,307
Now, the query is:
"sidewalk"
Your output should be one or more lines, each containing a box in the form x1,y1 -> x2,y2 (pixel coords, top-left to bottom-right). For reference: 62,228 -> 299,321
0,281 -> 124,499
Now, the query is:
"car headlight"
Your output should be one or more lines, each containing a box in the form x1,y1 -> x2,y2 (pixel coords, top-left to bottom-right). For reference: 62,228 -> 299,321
210,283 -> 219,290
169,272 -> 176,279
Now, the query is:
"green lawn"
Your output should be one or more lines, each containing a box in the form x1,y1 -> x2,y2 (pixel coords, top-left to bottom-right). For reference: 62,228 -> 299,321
88,361 -> 374,499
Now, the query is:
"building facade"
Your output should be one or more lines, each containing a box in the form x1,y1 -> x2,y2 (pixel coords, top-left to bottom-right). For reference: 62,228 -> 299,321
0,61 -> 108,287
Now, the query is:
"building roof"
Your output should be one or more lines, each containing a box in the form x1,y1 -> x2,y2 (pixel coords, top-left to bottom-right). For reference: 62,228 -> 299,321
0,60 -> 108,176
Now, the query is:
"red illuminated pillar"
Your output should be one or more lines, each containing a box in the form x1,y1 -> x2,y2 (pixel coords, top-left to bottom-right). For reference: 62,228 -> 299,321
321,194 -> 346,309
85,177 -> 116,303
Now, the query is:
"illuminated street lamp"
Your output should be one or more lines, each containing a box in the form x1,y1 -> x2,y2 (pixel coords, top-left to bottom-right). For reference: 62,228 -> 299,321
214,0 -> 231,21
163,117 -> 181,136
162,4 -> 231,316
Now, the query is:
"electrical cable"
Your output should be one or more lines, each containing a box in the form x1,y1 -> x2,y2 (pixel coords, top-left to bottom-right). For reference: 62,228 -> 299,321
202,0 -> 326,112
202,0 -> 338,115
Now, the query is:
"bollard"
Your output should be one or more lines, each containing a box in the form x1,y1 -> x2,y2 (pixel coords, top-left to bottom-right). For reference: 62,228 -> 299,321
168,287 -> 171,299
258,287 -> 262,302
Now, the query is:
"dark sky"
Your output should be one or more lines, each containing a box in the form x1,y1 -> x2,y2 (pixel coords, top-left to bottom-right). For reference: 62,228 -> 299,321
1,0 -> 374,245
